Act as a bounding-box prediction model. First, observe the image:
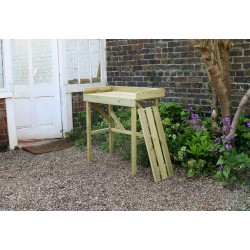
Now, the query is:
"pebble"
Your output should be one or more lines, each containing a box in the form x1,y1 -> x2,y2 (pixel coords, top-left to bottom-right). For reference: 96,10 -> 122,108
0,146 -> 249,211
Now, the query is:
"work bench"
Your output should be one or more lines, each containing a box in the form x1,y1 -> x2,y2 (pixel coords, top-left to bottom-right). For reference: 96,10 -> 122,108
83,86 -> 173,182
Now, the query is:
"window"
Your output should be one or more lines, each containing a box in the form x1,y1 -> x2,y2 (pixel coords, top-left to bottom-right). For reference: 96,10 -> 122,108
65,39 -> 101,85
0,40 -> 4,88
10,39 -> 53,86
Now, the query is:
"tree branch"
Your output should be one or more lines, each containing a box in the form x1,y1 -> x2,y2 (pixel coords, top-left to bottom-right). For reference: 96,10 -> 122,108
229,88 -> 250,137
211,85 -> 219,127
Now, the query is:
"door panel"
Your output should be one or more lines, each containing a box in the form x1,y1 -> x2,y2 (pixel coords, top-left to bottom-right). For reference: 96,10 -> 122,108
14,98 -> 32,128
12,39 -> 62,140
36,97 -> 54,126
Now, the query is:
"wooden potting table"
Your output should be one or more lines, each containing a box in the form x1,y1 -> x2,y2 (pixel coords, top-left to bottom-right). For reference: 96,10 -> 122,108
83,86 -> 173,181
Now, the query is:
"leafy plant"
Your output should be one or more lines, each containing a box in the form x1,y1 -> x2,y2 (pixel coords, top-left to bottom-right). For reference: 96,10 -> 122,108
213,151 -> 250,184
65,101 -> 250,190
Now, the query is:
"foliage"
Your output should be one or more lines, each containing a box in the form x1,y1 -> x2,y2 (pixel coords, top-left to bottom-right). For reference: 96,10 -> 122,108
99,106 -> 149,166
64,106 -> 105,148
158,102 -> 250,188
234,115 -> 250,152
65,101 -> 250,189
64,112 -> 86,148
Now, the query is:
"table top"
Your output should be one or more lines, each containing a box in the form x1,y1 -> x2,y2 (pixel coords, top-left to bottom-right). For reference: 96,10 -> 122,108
83,86 -> 165,107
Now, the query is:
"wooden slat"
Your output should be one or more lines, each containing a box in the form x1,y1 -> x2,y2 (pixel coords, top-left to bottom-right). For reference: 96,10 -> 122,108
136,101 -> 143,109
108,105 -> 114,154
84,94 -> 136,107
152,106 -> 174,177
83,86 -> 112,94
136,89 -> 165,100
153,98 -> 159,106
111,128 -> 143,137
91,128 -> 110,135
145,107 -> 168,180
92,103 -> 112,123
86,102 -> 92,162
110,111 -> 125,130
138,108 -> 161,182
136,139 -> 145,145
131,107 -> 137,176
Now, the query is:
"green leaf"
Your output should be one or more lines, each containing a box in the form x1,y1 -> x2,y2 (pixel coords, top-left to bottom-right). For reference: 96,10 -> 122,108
187,169 -> 196,178
213,170 -> 222,180
242,132 -> 250,139
222,167 -> 230,178
216,157 -> 224,165
242,117 -> 250,122
219,147 -> 225,152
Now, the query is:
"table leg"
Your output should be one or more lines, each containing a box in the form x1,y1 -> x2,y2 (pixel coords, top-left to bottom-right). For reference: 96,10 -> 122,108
153,98 -> 159,106
108,104 -> 114,154
86,102 -> 92,162
131,106 -> 137,176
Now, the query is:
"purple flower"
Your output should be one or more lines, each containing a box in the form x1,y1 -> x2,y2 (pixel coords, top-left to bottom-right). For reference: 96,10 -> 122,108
218,164 -> 224,170
224,117 -> 231,125
193,125 -> 201,130
214,138 -> 220,143
226,135 -> 235,142
225,144 -> 233,150
221,135 -> 227,139
191,113 -> 199,120
222,125 -> 228,131
188,107 -> 193,113
211,147 -> 218,152
247,121 -> 250,128
216,127 -> 221,133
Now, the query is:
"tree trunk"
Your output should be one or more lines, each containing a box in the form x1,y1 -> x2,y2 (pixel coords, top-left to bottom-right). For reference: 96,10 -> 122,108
219,45 -> 232,119
200,47 -> 231,119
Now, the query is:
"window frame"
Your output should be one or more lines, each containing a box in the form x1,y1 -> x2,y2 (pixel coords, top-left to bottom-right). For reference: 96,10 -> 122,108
0,40 -> 13,98
58,39 -> 107,94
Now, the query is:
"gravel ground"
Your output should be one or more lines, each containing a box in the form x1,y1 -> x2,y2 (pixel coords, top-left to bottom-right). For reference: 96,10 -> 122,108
0,146 -> 249,211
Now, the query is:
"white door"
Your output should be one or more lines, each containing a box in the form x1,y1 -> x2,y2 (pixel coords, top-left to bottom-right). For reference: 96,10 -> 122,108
11,39 -> 62,140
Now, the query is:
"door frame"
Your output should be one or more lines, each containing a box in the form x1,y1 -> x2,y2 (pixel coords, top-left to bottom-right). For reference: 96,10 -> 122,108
2,40 -> 18,149
2,39 -> 107,149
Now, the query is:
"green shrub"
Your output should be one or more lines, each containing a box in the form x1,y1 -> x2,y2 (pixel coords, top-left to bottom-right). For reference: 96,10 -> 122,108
65,101 -> 250,189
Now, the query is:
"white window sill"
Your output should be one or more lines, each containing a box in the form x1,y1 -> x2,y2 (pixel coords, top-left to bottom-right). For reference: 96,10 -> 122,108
0,91 -> 13,99
64,82 -> 106,93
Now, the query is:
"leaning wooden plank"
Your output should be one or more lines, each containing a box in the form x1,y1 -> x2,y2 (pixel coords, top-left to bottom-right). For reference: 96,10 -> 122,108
138,108 -> 161,182
152,106 -> 174,177
145,107 -> 168,180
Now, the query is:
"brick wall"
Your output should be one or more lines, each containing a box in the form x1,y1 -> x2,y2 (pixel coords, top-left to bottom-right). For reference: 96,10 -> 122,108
0,98 -> 9,150
71,39 -> 250,128
72,92 -> 85,128
106,39 -> 250,114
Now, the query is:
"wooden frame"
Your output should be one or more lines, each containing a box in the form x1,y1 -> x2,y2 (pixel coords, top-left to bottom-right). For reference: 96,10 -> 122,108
83,86 -> 166,176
